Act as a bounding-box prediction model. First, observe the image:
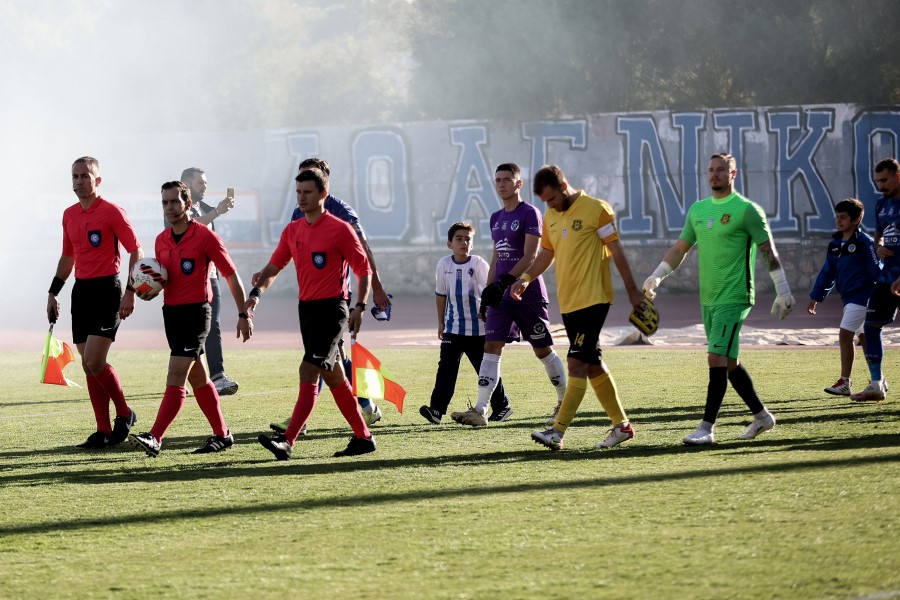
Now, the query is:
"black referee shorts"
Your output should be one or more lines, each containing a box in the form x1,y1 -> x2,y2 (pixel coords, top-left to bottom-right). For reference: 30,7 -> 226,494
71,275 -> 122,344
163,302 -> 212,358
298,298 -> 348,371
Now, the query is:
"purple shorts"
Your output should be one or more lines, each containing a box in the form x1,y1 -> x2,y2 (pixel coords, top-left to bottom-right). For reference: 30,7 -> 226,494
484,301 -> 553,348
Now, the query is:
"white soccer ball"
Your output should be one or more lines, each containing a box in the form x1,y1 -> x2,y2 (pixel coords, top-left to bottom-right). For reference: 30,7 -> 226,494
131,258 -> 168,300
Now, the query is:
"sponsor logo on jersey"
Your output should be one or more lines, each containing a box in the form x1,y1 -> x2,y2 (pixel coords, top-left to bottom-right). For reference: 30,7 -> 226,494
720,214 -> 731,225
312,252 -> 327,269
88,230 -> 101,247
181,258 -> 195,275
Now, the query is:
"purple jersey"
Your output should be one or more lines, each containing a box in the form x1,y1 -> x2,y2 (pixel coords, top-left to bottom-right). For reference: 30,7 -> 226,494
875,195 -> 900,283
490,202 -> 547,304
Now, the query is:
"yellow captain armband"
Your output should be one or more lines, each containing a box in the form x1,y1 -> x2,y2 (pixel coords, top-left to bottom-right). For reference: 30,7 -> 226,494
520,273 -> 533,283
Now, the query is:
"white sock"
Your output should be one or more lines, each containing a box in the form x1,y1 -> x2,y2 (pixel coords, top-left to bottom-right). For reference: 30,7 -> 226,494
539,350 -> 567,403
474,353 -> 501,414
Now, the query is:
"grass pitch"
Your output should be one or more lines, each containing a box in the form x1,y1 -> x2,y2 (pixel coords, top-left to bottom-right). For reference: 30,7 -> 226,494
1,346 -> 899,599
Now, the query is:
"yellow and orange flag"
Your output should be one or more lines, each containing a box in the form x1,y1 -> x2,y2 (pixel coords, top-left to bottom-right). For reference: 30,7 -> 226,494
40,326 -> 79,387
351,340 -> 406,413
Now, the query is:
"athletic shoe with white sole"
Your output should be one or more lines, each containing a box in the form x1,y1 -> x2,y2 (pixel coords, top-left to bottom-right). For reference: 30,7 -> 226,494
258,433 -> 293,461
531,428 -> 564,451
488,406 -> 513,422
108,408 -> 137,447
193,432 -> 235,454
363,403 -> 383,426
596,422 -> 635,448
683,427 -> 715,446
851,380 -> 886,402
824,378 -> 851,396
545,400 -> 563,427
269,419 -> 307,436
738,413 -> 776,440
212,374 -> 239,396
419,405 -> 442,424
449,406 -> 488,427
334,435 -> 376,457
128,432 -> 162,457
75,431 -> 110,449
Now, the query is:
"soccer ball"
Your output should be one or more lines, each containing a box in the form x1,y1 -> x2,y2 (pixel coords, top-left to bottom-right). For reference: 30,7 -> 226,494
131,258 -> 167,300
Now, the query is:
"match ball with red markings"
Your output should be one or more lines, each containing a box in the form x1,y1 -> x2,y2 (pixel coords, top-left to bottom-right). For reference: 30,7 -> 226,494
131,258 -> 168,300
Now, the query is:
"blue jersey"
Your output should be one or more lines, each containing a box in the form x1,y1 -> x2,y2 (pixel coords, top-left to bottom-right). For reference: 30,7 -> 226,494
874,195 -> 900,283
435,254 -> 488,336
809,228 -> 881,306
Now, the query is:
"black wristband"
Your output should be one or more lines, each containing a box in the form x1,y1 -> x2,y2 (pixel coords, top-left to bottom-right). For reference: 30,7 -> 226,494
48,276 -> 65,296
355,302 -> 367,311
249,287 -> 262,298
499,273 -> 517,288
238,312 -> 251,319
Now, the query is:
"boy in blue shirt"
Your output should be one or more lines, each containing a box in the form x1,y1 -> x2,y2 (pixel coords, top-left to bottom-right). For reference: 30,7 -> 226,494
807,198 -> 881,396
420,222 -> 511,424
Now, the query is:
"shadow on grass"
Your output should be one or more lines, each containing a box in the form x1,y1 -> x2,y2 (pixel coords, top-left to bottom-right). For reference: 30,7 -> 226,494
1,444 -> 898,537
0,392 -> 161,410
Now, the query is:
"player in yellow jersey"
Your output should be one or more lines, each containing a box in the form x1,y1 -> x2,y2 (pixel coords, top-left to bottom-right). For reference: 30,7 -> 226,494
510,165 -> 644,450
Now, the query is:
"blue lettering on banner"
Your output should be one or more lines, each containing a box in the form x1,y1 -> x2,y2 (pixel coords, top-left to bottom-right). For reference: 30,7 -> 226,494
437,126 -> 499,241
766,108 -> 834,232
352,130 -> 410,240
521,120 -> 587,205
616,113 -> 704,235
853,111 -> 900,230
272,133 -> 320,240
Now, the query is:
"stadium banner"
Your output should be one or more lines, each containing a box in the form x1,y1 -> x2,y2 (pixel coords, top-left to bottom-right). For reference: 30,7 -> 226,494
30,103 -> 900,294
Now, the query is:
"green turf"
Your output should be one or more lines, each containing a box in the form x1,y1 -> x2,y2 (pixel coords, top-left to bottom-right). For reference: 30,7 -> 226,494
1,347 -> 899,599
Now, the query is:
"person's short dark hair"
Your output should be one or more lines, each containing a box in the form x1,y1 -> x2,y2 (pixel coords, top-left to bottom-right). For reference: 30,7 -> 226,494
299,158 -> 331,176
710,152 -> 737,172
180,167 -> 205,184
73,156 -> 100,172
495,163 -> 521,178
532,164 -> 566,195
835,198 -> 864,222
447,221 -> 474,242
295,167 -> 328,193
162,180 -> 191,203
875,158 -> 899,174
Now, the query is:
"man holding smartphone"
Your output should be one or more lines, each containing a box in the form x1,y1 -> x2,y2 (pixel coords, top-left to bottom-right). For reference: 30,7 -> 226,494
180,167 -> 240,395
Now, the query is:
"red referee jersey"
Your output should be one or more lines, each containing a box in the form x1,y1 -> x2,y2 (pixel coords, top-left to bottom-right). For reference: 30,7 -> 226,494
62,197 -> 141,279
270,210 -> 371,301
155,220 -> 236,306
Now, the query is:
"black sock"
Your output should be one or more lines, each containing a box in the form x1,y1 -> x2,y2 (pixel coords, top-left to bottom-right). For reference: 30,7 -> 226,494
703,367 -> 729,423
728,364 -> 764,414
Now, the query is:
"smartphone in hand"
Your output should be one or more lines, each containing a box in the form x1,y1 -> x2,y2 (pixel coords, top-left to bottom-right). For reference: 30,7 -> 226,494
226,188 -> 234,199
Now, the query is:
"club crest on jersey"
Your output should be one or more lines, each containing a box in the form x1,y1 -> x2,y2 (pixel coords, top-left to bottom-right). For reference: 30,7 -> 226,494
511,220 -> 520,231
88,230 -> 101,247
720,214 -> 731,225
572,220 -> 583,231
181,258 -> 195,275
312,252 -> 327,269
848,243 -> 857,253
468,268 -> 475,277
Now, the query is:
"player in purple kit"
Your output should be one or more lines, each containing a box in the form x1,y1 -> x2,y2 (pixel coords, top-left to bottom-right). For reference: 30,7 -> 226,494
450,163 -> 567,427
851,158 -> 900,401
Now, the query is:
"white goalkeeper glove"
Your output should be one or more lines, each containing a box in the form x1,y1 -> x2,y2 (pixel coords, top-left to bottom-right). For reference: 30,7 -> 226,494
642,261 -> 673,300
769,267 -> 794,320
